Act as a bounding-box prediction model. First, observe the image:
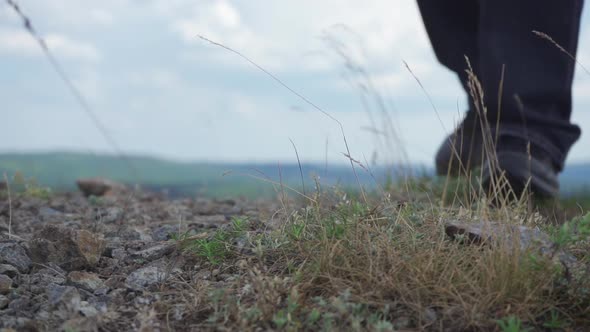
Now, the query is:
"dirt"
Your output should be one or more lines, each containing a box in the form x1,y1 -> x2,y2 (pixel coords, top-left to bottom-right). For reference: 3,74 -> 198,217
0,183 -> 283,331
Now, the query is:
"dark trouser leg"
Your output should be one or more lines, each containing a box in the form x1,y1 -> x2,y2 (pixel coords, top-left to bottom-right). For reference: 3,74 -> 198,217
478,0 -> 584,172
416,0 -> 480,103
417,0 -> 485,175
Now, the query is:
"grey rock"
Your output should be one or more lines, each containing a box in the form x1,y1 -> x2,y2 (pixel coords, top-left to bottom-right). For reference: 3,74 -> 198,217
96,206 -> 124,224
125,265 -> 168,291
152,224 -> 180,241
29,225 -> 105,271
125,260 -> 181,291
131,243 -> 175,262
67,271 -> 105,293
78,300 -> 100,317
444,221 -> 580,277
38,206 -> 63,222
61,316 -> 99,332
0,263 -> 19,278
105,228 -> 140,240
0,273 -> 12,294
0,294 -> 8,309
111,248 -> 127,261
29,266 -> 67,292
8,296 -> 31,311
0,241 -> 32,273
0,316 -> 37,331
47,284 -> 81,320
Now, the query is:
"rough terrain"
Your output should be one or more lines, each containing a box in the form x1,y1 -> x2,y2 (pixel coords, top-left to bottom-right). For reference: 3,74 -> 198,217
0,179 -> 281,331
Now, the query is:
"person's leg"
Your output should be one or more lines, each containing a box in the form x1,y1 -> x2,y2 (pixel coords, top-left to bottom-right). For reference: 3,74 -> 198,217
416,0 -> 479,85
416,0 -> 486,175
477,0 -> 584,196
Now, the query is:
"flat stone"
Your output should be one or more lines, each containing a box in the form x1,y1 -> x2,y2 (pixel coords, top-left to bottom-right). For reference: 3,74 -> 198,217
0,241 -> 32,273
125,260 -> 182,291
67,271 -> 105,293
29,225 -> 105,271
125,265 -> 168,291
444,220 -> 579,275
131,243 -> 175,262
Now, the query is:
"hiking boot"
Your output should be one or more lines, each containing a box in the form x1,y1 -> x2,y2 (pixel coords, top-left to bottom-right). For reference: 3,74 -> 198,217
435,111 -> 485,176
481,138 -> 559,198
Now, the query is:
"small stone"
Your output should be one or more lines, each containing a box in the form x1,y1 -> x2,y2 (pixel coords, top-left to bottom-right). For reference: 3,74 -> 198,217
152,224 -> 180,241
0,241 -> 32,273
76,178 -> 126,197
0,274 -> 12,294
125,260 -> 182,291
61,316 -> 99,332
125,265 -> 167,291
111,248 -> 127,261
67,271 -> 105,293
29,225 -> 105,271
47,284 -> 81,319
96,206 -> 124,224
0,316 -> 36,331
0,294 -> 8,309
78,300 -> 100,317
8,297 -> 31,311
29,266 -> 67,294
0,263 -> 19,278
131,243 -> 175,262
38,206 -> 63,222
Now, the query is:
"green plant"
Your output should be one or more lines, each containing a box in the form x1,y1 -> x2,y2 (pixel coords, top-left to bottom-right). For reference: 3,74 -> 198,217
230,216 -> 249,235
194,230 -> 230,265
552,212 -> 590,247
11,171 -> 52,199
542,310 -> 569,329
496,316 -> 531,332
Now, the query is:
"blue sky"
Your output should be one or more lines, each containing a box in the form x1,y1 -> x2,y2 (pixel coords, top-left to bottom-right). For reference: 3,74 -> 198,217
1,1 -> 589,167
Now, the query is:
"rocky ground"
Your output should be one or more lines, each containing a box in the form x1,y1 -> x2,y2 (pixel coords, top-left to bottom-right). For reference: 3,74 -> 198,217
0,179 -> 282,331
1,178 -> 589,331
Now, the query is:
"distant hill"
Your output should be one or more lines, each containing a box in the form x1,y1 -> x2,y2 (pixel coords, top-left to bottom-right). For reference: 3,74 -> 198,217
0,152 -> 588,198
0,152 -> 401,198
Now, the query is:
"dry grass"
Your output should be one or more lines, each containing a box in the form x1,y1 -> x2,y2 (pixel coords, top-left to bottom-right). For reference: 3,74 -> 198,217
151,187 -> 590,331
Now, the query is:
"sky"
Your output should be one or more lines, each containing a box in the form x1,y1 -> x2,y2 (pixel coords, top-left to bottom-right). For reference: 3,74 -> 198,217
1,1 -> 590,168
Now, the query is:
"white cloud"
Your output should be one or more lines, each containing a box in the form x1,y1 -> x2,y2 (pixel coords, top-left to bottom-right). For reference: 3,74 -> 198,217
213,1 -> 240,28
0,28 -> 100,62
45,34 -> 101,62
0,29 -> 39,55
89,9 -> 114,26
